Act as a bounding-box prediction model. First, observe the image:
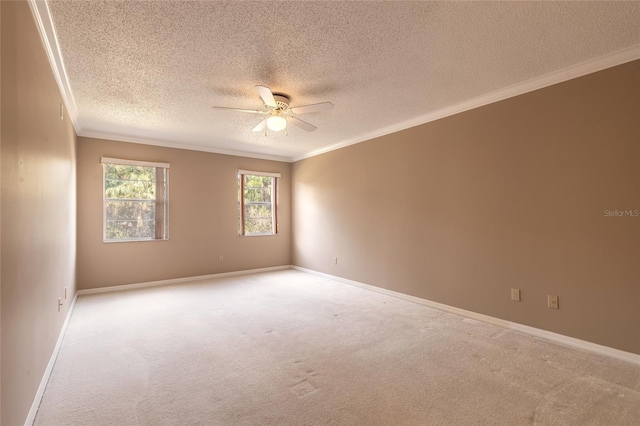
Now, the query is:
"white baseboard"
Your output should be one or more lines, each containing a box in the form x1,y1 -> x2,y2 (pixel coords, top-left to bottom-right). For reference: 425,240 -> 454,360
291,266 -> 640,366
24,292 -> 79,426
77,265 -> 293,295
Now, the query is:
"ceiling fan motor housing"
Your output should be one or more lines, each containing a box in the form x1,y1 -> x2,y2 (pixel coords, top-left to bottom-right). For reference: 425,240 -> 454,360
272,95 -> 290,111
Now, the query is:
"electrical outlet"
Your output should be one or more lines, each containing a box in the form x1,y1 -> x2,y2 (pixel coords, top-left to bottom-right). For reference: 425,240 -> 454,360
511,288 -> 521,302
333,257 -> 338,265
219,255 -> 224,263
548,295 -> 559,309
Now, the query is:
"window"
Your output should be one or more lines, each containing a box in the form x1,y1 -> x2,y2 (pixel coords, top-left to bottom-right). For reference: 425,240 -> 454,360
239,170 -> 280,236
102,157 -> 169,241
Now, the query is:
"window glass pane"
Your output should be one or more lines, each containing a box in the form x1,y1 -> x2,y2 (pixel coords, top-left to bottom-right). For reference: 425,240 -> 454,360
244,204 -> 272,220
105,200 -> 156,221
104,164 -> 156,181
244,176 -> 272,202
105,164 -> 157,200
105,180 -> 156,200
244,218 -> 273,235
243,186 -> 271,203
105,219 -> 156,240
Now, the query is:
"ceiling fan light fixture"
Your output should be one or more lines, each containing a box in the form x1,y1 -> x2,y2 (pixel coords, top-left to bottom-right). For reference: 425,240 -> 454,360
212,85 -> 332,133
267,115 -> 287,132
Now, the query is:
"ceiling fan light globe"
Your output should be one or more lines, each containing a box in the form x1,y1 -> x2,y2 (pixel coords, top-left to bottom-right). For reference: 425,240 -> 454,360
267,115 -> 287,132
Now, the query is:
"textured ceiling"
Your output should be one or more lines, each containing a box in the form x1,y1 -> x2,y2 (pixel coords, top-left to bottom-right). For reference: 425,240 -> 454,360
48,1 -> 640,160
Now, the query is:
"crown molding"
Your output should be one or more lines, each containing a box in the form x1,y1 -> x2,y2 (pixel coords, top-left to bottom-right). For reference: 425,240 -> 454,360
27,0 -> 640,163
28,0 -> 81,134
290,44 -> 640,162
78,131 -> 291,162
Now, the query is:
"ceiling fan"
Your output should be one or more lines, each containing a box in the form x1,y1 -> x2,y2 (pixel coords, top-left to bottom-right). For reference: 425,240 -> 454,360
211,85 -> 333,133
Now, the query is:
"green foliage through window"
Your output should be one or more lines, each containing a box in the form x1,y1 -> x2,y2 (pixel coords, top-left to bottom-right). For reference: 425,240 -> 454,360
104,162 -> 169,241
240,173 -> 277,236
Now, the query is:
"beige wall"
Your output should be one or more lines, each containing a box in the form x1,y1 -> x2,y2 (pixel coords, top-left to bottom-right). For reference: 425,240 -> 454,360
0,1 -> 3,420
1,2 -> 77,425
292,61 -> 640,355
77,137 -> 291,290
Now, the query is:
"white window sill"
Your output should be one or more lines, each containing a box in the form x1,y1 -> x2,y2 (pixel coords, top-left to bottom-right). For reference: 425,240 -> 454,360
103,238 -> 169,243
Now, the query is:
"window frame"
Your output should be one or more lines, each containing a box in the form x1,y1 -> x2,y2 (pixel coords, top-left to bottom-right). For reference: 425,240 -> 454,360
102,157 -> 170,243
238,169 -> 280,237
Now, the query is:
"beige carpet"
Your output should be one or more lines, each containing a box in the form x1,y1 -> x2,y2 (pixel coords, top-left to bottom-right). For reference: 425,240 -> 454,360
35,270 -> 640,425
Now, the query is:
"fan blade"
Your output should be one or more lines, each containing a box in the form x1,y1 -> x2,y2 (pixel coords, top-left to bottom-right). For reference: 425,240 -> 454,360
251,118 -> 268,132
211,106 -> 267,114
290,102 -> 334,115
256,85 -> 277,108
288,116 -> 317,132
